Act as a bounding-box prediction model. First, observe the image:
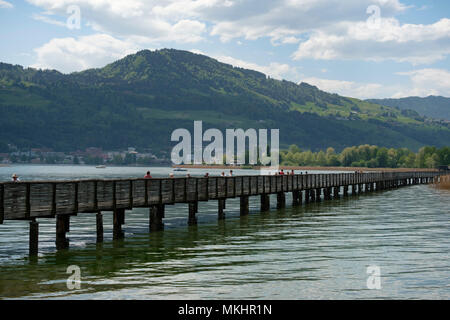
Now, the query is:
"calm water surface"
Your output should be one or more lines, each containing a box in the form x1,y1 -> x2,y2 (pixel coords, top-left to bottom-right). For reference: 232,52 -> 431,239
0,165 -> 449,299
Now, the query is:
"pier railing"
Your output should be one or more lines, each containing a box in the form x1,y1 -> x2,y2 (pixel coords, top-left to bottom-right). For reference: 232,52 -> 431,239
0,171 -> 441,222
0,171 -> 444,255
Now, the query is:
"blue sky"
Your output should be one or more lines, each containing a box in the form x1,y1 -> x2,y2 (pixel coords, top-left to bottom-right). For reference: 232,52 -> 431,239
0,0 -> 449,99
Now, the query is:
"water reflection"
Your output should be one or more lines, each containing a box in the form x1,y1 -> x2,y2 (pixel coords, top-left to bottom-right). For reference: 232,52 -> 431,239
0,166 -> 448,299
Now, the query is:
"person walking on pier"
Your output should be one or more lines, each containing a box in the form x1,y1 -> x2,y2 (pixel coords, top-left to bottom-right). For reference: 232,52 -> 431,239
11,173 -> 19,182
144,171 -> 152,179
228,170 -> 233,176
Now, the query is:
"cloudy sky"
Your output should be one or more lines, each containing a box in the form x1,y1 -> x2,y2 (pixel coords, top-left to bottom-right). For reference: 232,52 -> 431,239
1,0 -> 449,99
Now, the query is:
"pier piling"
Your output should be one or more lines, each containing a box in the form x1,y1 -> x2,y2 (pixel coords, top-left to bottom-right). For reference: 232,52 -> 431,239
276,192 -> 285,209
96,212 -> 103,243
260,194 -> 270,212
29,218 -> 38,256
56,215 -> 69,250
218,199 -> 226,220
113,209 -> 125,240
240,196 -> 249,216
315,189 -> 321,202
150,205 -> 164,231
188,202 -> 198,225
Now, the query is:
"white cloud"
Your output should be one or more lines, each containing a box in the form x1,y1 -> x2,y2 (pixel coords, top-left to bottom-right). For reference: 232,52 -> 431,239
27,0 -> 207,44
302,68 -> 450,99
26,0 -> 450,66
26,0 -> 408,45
293,18 -> 450,65
32,13 -> 66,27
210,0 -> 407,42
31,34 -> 141,73
394,69 -> 450,97
0,0 -> 13,8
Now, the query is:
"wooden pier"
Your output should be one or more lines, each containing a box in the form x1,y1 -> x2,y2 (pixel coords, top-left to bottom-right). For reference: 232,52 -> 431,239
0,171 -> 444,256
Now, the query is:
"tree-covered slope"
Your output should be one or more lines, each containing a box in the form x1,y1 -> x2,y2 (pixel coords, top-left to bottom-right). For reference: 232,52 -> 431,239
367,96 -> 450,121
0,49 -> 449,153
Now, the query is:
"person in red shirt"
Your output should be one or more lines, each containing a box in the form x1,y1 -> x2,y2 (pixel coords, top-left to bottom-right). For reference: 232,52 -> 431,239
279,169 -> 285,175
144,171 -> 152,178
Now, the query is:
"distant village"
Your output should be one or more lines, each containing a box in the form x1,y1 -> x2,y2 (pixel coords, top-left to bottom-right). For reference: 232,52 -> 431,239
0,145 -> 171,166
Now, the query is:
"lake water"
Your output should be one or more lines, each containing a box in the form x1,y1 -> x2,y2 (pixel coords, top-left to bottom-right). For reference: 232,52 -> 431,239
0,165 -> 449,299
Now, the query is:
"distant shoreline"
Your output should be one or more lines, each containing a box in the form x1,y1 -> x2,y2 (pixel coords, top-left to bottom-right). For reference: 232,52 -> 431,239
0,163 -> 439,172
174,164 -> 439,172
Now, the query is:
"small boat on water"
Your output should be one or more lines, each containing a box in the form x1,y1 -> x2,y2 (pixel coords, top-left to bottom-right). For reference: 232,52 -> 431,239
96,165 -> 106,169
173,168 -> 187,172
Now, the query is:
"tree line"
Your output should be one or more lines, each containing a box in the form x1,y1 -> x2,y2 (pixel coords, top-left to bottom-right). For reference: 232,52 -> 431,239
280,145 -> 450,168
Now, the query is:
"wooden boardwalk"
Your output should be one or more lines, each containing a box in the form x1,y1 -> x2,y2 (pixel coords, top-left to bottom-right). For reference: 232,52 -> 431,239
0,171 -> 444,256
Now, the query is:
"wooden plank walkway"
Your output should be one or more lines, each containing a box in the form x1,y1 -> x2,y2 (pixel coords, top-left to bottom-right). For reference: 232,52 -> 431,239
0,171 -> 444,256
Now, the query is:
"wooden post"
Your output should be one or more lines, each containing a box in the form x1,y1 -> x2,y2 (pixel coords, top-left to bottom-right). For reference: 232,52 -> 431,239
310,189 -> 316,202
113,208 -> 125,240
260,194 -> 270,211
149,205 -> 164,231
315,189 -> 321,202
0,184 -> 4,225
29,218 -> 39,256
292,191 -> 299,206
240,196 -> 249,215
96,212 -> 103,243
276,192 -> 285,209
188,202 -> 198,225
305,190 -> 310,203
334,187 -> 340,198
25,183 -> 30,220
343,185 -> 348,197
56,215 -> 69,250
218,199 -> 226,220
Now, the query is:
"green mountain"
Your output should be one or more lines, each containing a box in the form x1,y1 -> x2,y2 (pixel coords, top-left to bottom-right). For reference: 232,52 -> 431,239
0,48 -> 449,153
367,96 -> 450,121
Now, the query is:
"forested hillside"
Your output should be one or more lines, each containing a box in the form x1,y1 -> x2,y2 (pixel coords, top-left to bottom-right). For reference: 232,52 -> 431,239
1,49 -> 449,153
367,96 -> 450,121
